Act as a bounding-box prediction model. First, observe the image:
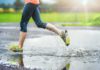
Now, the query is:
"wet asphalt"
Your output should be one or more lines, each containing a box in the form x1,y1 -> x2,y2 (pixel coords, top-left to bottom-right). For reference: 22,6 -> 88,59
0,24 -> 100,70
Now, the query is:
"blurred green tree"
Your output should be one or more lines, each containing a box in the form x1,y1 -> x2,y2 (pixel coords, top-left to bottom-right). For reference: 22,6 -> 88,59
14,0 -> 24,11
54,0 -> 72,12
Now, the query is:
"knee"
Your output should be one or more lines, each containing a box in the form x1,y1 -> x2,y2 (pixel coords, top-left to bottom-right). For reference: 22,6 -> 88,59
20,22 -> 27,32
36,23 -> 47,28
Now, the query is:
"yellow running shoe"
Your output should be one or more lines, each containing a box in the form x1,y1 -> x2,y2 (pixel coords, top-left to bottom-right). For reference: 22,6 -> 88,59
9,44 -> 23,52
61,30 -> 70,46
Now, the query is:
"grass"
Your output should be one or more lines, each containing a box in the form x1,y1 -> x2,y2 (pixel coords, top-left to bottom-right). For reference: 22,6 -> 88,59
0,12 -> 100,26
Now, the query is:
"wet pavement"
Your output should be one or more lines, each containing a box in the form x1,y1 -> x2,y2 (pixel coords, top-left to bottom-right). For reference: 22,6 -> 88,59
0,25 -> 100,70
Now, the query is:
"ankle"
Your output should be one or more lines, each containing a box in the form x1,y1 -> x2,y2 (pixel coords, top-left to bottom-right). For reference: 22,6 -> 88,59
59,31 -> 64,37
18,44 -> 23,49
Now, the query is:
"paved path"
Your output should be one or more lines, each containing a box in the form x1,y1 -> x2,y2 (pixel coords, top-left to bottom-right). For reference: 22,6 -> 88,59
0,24 -> 100,70
0,23 -> 100,30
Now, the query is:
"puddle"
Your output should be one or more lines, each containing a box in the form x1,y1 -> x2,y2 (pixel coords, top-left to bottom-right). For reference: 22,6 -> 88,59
0,28 -> 100,70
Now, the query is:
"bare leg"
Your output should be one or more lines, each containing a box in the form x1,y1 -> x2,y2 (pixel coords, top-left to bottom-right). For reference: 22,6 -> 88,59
18,23 -> 68,49
46,23 -> 63,36
46,23 -> 70,46
18,32 -> 27,48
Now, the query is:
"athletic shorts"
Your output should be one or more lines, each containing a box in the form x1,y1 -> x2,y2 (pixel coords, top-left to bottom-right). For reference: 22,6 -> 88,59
20,3 -> 47,32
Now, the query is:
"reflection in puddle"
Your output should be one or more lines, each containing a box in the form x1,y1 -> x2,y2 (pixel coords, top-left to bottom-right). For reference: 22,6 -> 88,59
0,53 -> 71,70
2,52 -> 100,70
0,29 -> 100,70
11,54 -> 24,67
62,63 -> 70,70
18,54 -> 24,67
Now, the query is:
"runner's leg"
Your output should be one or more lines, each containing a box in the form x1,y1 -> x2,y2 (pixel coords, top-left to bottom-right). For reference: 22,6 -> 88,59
32,7 -> 63,36
19,3 -> 34,48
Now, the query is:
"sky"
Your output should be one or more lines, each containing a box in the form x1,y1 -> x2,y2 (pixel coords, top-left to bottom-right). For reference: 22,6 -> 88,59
42,0 -> 55,4
0,0 -> 55,4
0,0 -> 15,4
0,0 -> 97,4
0,0 -> 98,8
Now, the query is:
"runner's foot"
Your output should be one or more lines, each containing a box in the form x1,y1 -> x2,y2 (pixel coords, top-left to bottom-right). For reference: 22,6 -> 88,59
61,30 -> 70,46
9,45 -> 23,52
